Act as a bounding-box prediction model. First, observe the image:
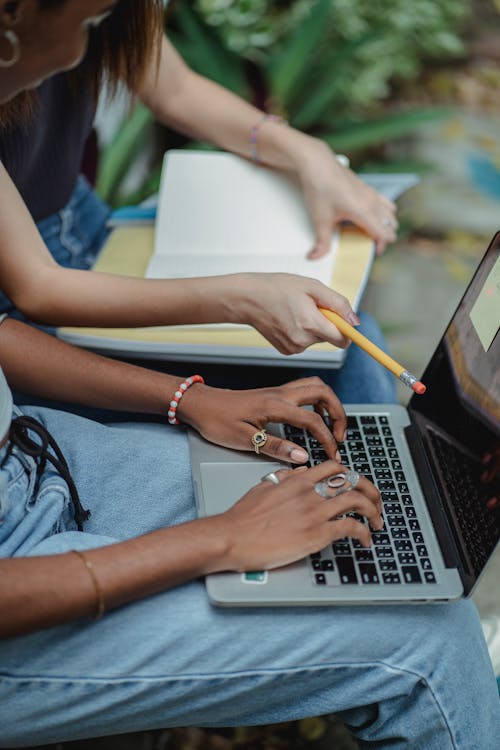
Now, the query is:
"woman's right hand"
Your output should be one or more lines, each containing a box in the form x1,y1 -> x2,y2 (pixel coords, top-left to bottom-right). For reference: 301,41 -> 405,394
209,460 -> 382,572
226,272 -> 360,354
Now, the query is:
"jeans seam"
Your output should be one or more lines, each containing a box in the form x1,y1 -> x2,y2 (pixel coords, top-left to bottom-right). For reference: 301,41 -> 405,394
0,659 -> 457,747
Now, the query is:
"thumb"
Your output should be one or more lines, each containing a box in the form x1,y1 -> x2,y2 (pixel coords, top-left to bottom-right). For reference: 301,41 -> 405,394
307,217 -> 334,260
313,285 -> 361,328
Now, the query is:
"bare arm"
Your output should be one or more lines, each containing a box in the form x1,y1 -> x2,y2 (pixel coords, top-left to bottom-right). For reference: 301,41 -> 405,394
0,462 -> 381,637
139,36 -> 398,256
0,318 -> 347,463
0,161 -> 240,327
0,161 -> 357,352
0,317 -> 180,412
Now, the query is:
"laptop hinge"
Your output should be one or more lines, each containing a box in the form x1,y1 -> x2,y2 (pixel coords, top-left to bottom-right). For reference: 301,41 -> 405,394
404,423 -> 469,585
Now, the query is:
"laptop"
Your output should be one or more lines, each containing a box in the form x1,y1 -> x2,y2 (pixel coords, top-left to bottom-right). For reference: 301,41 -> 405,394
189,233 -> 500,605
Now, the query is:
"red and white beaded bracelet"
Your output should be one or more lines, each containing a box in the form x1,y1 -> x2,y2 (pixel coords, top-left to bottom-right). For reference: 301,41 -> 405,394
167,375 -> 205,425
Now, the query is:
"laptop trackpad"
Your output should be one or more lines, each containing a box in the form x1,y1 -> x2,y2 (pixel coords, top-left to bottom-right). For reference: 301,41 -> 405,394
199,462 -> 286,516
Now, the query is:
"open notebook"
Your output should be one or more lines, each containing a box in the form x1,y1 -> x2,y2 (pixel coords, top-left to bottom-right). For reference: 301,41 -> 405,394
146,150 -> 338,289
57,150 -> 416,366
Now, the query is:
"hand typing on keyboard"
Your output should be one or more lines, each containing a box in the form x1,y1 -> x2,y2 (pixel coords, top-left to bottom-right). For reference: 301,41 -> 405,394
179,376 -> 346,463
210,460 -> 382,571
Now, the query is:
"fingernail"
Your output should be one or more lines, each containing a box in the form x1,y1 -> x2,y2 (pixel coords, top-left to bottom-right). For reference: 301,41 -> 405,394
308,246 -> 321,259
335,450 -> 341,462
487,497 -> 498,509
290,448 -> 308,463
347,312 -> 361,326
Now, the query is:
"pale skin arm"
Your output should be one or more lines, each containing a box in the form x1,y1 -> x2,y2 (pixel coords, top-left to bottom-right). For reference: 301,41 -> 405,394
0,463 -> 382,637
139,36 -> 398,256
0,160 -> 358,353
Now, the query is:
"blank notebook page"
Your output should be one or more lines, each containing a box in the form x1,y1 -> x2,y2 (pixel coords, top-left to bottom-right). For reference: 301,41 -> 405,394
146,150 -> 337,283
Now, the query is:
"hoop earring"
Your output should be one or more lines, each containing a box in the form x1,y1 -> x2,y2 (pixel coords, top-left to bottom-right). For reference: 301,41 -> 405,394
0,30 -> 20,68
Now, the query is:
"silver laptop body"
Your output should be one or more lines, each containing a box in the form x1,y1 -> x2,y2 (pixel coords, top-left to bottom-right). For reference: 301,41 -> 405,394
189,234 -> 500,606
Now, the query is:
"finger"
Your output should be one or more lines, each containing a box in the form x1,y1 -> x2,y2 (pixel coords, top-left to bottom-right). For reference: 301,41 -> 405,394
278,378 -> 347,445
330,516 -> 372,547
264,400 -> 339,460
320,490 -> 383,531
243,423 -> 309,464
310,284 -> 361,329
294,458 -> 346,485
308,216 -> 334,260
349,208 -> 397,256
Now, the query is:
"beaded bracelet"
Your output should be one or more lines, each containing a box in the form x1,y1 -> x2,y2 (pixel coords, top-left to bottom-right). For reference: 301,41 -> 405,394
249,113 -> 286,164
72,549 -> 105,621
168,375 -> 205,425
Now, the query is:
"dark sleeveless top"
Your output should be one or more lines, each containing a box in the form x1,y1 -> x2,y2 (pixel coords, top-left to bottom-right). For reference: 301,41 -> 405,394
0,73 -> 95,222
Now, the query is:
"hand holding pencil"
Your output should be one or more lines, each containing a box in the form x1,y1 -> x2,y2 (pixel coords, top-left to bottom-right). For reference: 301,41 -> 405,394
319,308 -> 426,394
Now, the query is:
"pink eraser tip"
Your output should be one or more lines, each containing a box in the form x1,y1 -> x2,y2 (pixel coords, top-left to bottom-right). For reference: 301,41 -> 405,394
413,381 -> 426,395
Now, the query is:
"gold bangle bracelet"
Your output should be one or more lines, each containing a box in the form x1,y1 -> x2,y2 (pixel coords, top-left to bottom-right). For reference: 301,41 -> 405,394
72,549 -> 106,621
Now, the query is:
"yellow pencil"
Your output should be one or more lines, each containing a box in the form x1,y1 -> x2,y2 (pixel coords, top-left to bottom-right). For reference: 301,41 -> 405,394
319,308 -> 426,394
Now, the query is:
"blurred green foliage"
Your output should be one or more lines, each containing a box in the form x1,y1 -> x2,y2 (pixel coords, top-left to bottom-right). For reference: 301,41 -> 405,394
97,0 -> 470,206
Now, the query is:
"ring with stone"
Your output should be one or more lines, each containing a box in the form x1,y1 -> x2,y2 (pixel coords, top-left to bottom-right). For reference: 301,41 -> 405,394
251,429 -> 268,454
314,469 -> 360,499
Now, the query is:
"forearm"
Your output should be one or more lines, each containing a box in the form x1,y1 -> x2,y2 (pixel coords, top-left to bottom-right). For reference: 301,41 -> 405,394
15,266 -> 242,328
0,317 -> 187,412
140,37 -> 317,171
0,160 -> 241,327
0,516 -> 228,637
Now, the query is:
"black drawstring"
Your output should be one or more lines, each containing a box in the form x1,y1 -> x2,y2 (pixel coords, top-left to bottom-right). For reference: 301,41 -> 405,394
0,415 -> 90,531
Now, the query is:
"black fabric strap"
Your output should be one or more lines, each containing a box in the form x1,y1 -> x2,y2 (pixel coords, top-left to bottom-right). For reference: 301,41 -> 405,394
0,415 -> 90,531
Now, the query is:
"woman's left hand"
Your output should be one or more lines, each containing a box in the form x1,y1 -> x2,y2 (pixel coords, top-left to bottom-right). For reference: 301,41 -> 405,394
292,136 -> 398,258
177,376 -> 347,464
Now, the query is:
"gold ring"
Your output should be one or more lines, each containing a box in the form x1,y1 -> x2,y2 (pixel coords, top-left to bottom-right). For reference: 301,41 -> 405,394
251,429 -> 268,454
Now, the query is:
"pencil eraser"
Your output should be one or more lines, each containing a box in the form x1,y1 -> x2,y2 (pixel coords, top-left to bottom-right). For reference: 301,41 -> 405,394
413,381 -> 426,395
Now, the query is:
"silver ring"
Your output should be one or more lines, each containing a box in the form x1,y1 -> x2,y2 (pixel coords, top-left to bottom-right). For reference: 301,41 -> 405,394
261,471 -> 281,485
261,468 -> 292,485
382,217 -> 394,228
314,470 -> 360,499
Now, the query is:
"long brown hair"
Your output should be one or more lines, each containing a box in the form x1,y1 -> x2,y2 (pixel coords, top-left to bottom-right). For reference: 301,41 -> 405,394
0,0 -> 164,127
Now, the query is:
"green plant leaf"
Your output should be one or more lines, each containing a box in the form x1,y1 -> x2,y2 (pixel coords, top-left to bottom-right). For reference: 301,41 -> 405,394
266,0 -> 332,106
289,35 -> 374,129
95,104 -> 153,204
321,108 -> 450,152
169,2 -> 248,95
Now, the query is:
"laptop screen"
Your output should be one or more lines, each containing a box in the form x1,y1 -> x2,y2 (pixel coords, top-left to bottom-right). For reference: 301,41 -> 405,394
409,232 -> 499,584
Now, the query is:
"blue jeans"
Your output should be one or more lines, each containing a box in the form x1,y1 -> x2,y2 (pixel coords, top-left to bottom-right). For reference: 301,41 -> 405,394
8,175 -> 396,412
0,405 -> 498,747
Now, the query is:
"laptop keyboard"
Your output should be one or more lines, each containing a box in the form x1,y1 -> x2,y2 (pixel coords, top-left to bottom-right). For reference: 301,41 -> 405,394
284,415 -> 437,586
429,431 -> 498,577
